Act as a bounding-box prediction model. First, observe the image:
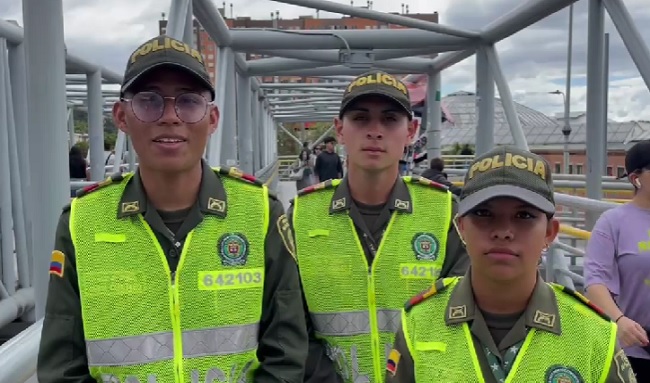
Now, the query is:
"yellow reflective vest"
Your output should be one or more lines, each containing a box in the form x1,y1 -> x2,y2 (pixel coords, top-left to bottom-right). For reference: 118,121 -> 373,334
70,170 -> 269,383
293,177 -> 452,382
402,277 -> 617,383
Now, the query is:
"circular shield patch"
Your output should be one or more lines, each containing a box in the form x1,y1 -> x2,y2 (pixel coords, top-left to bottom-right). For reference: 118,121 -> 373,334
412,233 -> 439,261
218,233 -> 249,266
545,365 -> 583,383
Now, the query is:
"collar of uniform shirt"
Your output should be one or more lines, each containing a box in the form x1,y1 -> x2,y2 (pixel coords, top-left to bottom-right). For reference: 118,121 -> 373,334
117,160 -> 229,219
444,269 -> 562,335
329,176 -> 413,214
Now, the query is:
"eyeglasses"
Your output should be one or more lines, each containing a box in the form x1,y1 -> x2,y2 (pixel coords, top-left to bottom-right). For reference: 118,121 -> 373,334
121,91 -> 211,124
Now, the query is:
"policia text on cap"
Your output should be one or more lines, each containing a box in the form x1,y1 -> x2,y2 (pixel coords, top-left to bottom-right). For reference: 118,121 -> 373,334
36,35 -> 308,383
289,70 -> 470,382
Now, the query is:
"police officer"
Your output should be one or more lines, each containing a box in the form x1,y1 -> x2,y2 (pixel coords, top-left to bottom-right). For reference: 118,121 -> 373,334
290,70 -> 469,382
386,146 -> 636,383
37,35 -> 307,383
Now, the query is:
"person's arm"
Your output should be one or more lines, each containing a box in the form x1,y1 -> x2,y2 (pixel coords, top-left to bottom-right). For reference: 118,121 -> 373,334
255,198 -> 308,383
287,204 -> 343,383
606,347 -> 638,383
385,325 -> 415,383
37,207 -> 96,383
438,199 -> 469,278
313,155 -> 321,182
584,214 -> 649,348
584,213 -> 621,316
336,156 -> 343,178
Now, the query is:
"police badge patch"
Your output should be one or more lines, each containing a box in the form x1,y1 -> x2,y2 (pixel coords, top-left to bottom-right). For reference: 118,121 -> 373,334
218,233 -> 249,266
544,365 -> 583,383
412,233 -> 439,261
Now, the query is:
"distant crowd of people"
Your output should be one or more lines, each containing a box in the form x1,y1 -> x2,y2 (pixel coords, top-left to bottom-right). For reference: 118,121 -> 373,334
293,139 -> 463,198
293,137 -> 343,191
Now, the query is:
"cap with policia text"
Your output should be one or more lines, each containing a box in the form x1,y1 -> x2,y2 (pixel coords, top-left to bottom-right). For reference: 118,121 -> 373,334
624,139 -> 650,176
121,35 -> 215,99
339,70 -> 413,120
458,145 -> 555,216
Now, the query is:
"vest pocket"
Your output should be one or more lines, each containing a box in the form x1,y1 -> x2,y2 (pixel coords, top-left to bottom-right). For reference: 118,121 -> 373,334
94,233 -> 127,243
415,341 -> 447,352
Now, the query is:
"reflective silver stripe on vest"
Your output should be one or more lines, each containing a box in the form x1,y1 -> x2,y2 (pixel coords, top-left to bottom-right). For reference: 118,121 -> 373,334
311,309 -> 401,337
87,332 -> 174,366
182,323 -> 259,358
87,323 -> 259,366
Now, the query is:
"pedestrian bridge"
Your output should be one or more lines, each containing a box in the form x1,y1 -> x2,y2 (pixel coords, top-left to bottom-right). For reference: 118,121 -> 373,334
1,0 -> 649,381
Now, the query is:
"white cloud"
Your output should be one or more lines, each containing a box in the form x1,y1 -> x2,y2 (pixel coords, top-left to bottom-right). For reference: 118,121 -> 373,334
2,0 -> 650,121
64,1 -> 160,45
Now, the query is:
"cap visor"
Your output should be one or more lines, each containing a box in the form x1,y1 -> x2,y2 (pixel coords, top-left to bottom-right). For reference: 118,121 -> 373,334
458,185 -> 555,216
121,62 -> 214,97
340,89 -> 412,118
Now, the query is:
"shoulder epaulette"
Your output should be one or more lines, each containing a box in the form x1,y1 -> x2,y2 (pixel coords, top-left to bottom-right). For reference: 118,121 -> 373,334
75,173 -> 125,199
215,166 -> 265,187
550,283 -> 612,322
404,277 -> 457,313
296,179 -> 337,197
406,175 -> 450,193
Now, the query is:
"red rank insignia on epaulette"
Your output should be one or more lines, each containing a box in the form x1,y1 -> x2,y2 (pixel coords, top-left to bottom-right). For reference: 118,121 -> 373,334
404,284 -> 438,313
76,174 -> 122,198
556,284 -> 611,321
417,177 -> 448,190
227,167 -> 262,185
297,182 -> 324,196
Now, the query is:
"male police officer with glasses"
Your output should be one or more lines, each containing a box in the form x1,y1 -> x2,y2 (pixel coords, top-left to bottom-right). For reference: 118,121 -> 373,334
37,35 -> 307,383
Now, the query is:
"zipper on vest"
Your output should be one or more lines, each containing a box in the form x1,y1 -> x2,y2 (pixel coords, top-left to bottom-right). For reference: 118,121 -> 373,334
366,271 -> 382,381
170,273 -> 183,381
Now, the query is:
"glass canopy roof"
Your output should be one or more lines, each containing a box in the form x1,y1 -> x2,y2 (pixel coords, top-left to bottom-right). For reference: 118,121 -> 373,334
437,91 -> 650,147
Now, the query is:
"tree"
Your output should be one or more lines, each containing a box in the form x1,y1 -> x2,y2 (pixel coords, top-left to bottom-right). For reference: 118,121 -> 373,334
448,142 -> 475,155
74,119 -> 88,134
71,109 -> 119,149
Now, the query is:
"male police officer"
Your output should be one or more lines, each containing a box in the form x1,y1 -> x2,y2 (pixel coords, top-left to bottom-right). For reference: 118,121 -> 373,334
290,70 -> 469,382
37,35 -> 307,383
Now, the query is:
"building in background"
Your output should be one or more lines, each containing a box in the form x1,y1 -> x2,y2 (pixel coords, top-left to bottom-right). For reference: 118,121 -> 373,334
435,91 -> 650,179
159,16 -> 218,84
159,5 -> 438,85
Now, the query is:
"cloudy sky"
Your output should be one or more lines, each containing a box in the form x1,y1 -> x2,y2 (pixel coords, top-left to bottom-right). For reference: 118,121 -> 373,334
2,0 -> 650,121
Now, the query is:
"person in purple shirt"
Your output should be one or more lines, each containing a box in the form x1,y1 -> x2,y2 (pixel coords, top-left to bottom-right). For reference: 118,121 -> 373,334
585,139 -> 650,381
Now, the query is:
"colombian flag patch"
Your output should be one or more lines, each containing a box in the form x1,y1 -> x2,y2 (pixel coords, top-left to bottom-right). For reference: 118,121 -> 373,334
386,349 -> 401,376
49,250 -> 65,278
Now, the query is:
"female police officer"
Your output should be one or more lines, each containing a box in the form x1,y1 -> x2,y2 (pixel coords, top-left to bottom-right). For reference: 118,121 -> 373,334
386,146 -> 637,383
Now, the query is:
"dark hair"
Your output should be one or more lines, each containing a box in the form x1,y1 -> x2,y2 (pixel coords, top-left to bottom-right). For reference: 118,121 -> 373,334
429,157 -> 445,172
69,145 -> 87,178
323,136 -> 336,144
69,145 -> 84,158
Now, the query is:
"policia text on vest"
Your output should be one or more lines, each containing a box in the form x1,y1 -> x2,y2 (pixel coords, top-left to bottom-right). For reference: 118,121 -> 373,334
292,176 -> 468,382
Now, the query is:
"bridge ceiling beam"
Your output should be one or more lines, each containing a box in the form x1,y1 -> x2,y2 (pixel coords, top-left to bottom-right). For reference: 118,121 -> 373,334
241,48 -> 441,62
230,29 -> 472,51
